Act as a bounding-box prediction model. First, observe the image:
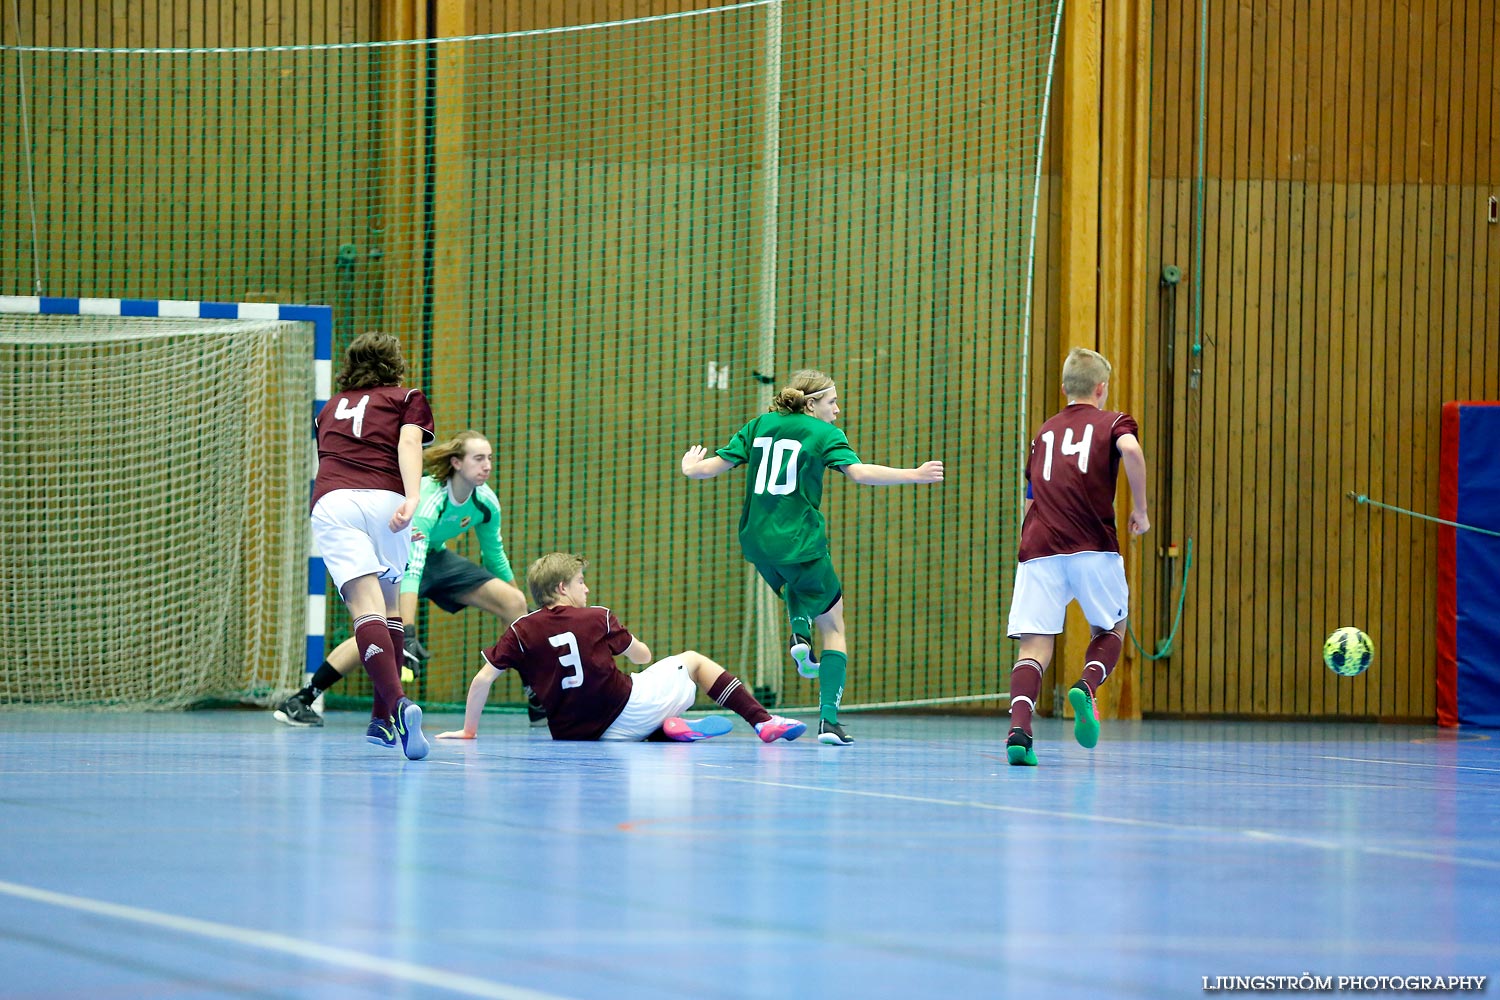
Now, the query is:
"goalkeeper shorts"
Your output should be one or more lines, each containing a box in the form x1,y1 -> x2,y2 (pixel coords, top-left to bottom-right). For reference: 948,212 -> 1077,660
417,548 -> 498,613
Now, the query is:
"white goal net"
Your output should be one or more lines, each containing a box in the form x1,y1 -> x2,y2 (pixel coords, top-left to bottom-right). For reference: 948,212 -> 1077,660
0,310 -> 312,708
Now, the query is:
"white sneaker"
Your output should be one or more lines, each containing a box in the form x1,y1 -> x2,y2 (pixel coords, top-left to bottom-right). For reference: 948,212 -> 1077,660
789,637 -> 820,679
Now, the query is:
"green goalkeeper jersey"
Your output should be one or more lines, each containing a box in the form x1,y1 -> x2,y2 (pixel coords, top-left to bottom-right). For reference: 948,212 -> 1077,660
717,410 -> 862,564
402,475 -> 515,594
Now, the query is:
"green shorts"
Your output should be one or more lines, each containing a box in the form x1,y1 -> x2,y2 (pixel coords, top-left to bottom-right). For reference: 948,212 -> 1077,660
750,555 -> 843,631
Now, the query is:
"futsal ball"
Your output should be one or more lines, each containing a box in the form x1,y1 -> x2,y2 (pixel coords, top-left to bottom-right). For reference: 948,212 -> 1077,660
1323,627 -> 1374,677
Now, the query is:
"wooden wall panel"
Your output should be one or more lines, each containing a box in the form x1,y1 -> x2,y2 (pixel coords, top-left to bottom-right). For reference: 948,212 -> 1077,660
1142,0 -> 1499,720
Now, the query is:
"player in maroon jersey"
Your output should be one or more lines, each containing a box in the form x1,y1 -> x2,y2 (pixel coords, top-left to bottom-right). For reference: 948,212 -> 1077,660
311,331 -> 435,760
436,553 -> 805,743
1003,347 -> 1150,766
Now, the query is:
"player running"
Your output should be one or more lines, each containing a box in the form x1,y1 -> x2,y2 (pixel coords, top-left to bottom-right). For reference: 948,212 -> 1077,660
680,369 -> 944,746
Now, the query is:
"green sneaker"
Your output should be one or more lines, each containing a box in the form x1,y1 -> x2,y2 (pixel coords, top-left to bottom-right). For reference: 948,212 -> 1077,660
1006,728 -> 1037,766
1067,682 -> 1100,749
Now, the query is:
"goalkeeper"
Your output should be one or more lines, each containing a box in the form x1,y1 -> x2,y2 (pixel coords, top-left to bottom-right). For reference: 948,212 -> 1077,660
275,430 -> 539,726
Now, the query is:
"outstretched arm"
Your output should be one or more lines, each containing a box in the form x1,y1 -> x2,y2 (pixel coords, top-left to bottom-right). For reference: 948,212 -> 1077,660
680,445 -> 735,479
436,661 -> 504,739
1118,435 -> 1150,535
840,460 -> 945,486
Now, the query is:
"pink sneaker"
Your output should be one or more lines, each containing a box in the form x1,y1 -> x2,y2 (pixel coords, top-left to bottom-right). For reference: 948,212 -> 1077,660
661,716 -> 733,742
755,715 -> 807,743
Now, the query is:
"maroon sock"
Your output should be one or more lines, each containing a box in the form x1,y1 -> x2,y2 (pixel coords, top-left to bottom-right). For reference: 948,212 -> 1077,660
1080,631 -> 1124,695
354,614 -> 404,719
1009,658 -> 1044,735
387,617 -> 405,670
707,673 -> 772,727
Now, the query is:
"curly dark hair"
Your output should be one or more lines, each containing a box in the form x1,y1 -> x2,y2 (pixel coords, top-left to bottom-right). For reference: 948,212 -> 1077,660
335,331 -> 407,391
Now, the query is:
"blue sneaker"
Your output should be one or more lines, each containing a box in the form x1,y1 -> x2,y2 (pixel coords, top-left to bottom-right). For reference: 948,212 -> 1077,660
365,718 -> 396,748
661,715 -> 734,742
393,697 -> 429,760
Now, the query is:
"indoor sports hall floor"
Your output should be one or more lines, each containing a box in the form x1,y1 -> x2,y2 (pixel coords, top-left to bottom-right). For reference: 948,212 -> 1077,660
1,710 -> 1497,999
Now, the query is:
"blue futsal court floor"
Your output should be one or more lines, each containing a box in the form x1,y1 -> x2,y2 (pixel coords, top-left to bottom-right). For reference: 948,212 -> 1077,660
1,710 -> 1497,999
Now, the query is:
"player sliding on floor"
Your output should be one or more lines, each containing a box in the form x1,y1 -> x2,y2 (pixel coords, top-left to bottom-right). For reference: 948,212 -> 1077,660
1003,347 -> 1150,766
680,369 -> 944,746
436,553 -> 805,744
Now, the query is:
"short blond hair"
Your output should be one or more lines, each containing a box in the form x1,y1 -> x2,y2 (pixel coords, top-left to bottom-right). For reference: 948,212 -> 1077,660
1061,347 -> 1112,399
527,553 -> 588,607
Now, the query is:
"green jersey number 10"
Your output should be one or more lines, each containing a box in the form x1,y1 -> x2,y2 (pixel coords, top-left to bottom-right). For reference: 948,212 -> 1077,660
751,437 -> 802,495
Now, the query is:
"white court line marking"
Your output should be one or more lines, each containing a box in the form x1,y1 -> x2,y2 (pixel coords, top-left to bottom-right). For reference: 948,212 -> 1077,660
706,776 -> 1214,831
1316,754 -> 1500,774
1241,831 -> 1500,871
706,777 -> 1500,871
0,879 -> 573,1000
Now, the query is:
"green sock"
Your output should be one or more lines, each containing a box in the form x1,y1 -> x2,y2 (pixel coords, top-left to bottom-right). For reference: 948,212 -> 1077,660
819,650 -> 848,722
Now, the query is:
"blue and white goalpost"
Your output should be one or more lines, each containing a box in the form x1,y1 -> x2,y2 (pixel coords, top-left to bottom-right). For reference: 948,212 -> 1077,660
0,294 -> 332,706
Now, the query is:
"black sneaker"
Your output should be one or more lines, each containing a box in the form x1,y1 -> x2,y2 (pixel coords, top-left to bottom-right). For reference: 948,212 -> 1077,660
1006,727 -> 1038,766
524,686 -> 548,728
817,719 -> 854,746
273,694 -> 323,727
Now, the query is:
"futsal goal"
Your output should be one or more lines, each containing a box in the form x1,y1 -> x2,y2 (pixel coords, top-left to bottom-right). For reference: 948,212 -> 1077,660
0,296 -> 326,709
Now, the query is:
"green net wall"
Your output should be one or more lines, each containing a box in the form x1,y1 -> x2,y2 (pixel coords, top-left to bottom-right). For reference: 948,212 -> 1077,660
1,0 -> 1060,713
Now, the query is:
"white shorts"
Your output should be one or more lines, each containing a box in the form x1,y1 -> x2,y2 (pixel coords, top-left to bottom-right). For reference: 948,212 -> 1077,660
311,489 -> 411,594
1006,551 -> 1129,636
599,656 -> 698,742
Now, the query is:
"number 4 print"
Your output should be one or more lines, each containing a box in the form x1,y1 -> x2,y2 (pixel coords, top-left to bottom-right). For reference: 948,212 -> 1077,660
334,394 -> 370,437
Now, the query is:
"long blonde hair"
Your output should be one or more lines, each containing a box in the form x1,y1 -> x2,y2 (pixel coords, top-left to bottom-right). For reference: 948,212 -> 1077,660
770,369 -> 835,414
423,430 -> 489,482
